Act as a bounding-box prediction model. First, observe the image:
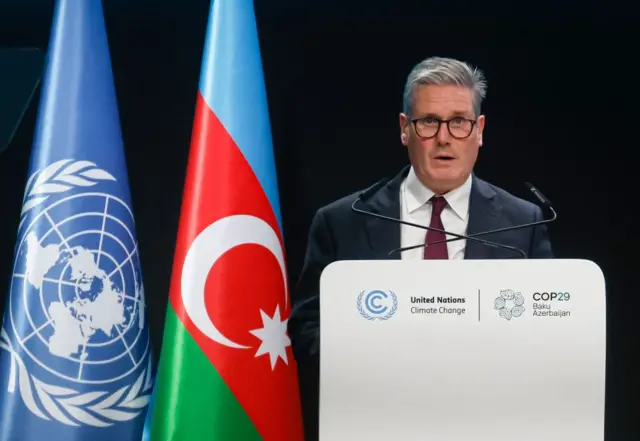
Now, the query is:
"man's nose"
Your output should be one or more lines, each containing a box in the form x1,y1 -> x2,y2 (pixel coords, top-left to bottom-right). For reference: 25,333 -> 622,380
435,122 -> 451,144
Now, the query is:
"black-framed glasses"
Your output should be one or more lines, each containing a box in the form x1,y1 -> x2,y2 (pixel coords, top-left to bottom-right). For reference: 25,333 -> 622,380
411,116 -> 477,139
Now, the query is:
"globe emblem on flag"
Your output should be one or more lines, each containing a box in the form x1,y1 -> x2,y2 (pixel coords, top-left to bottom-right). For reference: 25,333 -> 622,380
0,159 -> 152,427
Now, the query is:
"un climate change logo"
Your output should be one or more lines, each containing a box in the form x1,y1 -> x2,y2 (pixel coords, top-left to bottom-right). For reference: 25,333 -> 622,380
0,159 -> 152,427
494,289 -> 525,320
357,289 -> 398,321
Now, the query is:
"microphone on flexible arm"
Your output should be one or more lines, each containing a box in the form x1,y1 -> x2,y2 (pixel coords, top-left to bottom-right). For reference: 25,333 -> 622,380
350,179 -> 528,258
387,181 -> 557,256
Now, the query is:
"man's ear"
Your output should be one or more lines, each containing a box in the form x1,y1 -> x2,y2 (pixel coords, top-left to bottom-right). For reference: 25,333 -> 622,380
477,114 -> 485,147
399,113 -> 409,146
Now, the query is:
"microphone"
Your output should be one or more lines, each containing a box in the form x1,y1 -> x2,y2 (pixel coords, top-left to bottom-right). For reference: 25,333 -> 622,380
525,181 -> 554,210
351,179 -> 528,258
388,181 -> 557,256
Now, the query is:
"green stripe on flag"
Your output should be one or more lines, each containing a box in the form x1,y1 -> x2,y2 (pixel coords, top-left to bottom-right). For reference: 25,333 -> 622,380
150,307 -> 262,441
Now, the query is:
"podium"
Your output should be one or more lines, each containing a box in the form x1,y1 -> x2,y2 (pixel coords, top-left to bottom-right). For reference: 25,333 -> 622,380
318,259 -> 606,441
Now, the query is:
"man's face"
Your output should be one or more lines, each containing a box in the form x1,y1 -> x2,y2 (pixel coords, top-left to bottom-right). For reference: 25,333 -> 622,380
399,84 -> 485,195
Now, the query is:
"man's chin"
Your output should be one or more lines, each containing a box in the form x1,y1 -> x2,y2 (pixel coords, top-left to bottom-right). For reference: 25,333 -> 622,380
426,171 -> 468,192
430,170 -> 462,183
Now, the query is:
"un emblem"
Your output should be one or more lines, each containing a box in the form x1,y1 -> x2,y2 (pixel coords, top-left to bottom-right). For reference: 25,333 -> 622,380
0,159 -> 152,427
357,289 -> 398,321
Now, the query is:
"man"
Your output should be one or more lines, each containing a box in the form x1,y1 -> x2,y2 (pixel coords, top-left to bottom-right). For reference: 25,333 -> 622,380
288,56 -> 553,439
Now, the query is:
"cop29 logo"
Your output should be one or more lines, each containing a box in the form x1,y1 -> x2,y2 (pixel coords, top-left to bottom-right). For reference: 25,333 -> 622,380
494,289 -> 525,321
357,289 -> 398,321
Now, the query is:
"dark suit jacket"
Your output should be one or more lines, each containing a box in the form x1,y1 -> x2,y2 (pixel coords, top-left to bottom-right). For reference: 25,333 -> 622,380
288,166 -> 553,440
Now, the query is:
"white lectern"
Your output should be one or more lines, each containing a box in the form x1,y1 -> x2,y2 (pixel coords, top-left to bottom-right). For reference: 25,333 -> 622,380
318,259 -> 606,441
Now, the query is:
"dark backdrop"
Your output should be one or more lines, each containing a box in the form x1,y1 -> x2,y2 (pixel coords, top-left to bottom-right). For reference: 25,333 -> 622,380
0,1 -> 634,440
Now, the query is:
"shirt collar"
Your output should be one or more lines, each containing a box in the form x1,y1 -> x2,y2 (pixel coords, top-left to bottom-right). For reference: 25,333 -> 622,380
403,166 -> 472,220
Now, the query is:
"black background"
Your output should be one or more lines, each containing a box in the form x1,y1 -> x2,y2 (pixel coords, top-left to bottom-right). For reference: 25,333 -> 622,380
0,1 -> 635,440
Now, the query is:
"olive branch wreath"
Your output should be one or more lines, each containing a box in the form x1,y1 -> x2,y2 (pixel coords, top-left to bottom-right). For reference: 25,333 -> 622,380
19,159 -> 116,227
0,328 -> 152,426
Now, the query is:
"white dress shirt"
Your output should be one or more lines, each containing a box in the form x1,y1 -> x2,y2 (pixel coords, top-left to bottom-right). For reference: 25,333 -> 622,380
399,167 -> 472,260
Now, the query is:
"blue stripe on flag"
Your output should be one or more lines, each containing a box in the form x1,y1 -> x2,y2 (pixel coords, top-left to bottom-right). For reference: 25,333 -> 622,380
198,0 -> 283,231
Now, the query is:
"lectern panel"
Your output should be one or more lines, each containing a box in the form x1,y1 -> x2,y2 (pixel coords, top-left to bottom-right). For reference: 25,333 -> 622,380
319,259 -> 606,441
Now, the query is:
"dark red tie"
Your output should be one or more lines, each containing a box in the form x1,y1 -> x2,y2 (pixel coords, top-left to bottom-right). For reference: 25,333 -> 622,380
424,196 -> 449,259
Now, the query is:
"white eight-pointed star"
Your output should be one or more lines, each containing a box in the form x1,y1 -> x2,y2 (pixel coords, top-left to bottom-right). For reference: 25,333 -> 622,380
248,305 -> 291,370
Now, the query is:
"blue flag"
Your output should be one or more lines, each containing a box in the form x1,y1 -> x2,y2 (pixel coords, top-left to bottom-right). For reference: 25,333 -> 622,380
0,1 -> 153,440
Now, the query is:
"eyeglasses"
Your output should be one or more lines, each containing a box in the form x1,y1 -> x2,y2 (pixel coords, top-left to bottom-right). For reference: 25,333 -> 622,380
411,116 -> 477,139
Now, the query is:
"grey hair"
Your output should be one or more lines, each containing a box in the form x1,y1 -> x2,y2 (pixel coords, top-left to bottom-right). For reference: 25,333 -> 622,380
402,57 -> 487,117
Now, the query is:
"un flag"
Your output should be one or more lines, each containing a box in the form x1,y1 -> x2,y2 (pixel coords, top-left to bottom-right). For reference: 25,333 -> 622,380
0,1 -> 153,440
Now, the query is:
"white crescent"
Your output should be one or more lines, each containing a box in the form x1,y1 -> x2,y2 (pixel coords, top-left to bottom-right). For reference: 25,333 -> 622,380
180,214 -> 288,349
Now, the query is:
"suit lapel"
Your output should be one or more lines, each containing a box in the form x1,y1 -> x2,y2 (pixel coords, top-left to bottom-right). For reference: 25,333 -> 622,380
361,167 -> 409,260
464,175 -> 499,259
360,169 -> 501,260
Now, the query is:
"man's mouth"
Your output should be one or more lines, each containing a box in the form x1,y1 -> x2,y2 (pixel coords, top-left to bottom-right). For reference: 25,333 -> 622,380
434,154 -> 455,161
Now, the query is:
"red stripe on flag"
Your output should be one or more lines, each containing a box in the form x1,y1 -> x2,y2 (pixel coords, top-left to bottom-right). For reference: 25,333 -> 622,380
168,93 -> 304,440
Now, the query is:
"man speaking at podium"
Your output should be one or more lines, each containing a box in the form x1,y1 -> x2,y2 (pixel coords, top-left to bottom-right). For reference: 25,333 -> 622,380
288,56 -> 554,439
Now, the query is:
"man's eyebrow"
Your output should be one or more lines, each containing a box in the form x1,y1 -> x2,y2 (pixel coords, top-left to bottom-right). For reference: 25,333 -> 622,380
415,111 -> 473,119
449,110 -> 473,117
